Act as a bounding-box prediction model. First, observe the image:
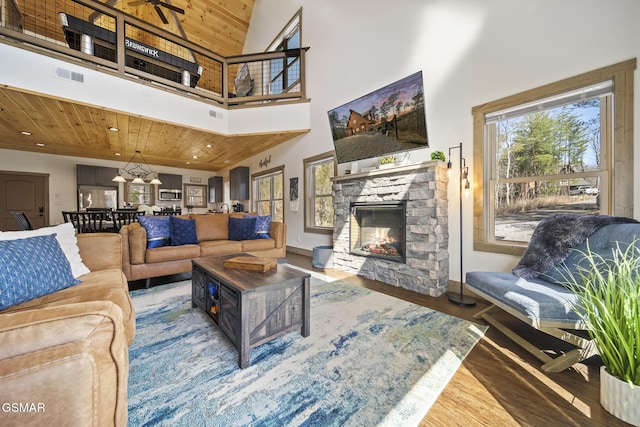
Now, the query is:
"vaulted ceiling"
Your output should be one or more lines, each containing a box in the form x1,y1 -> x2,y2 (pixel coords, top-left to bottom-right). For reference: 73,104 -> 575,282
0,0 -> 309,172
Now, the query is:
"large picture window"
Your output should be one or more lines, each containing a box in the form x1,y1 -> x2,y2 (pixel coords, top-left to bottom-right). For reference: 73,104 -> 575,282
472,59 -> 635,255
304,152 -> 336,233
267,9 -> 301,95
252,167 -> 284,222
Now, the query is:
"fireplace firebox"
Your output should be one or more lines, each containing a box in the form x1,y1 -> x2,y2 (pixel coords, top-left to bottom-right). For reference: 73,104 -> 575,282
349,201 -> 406,262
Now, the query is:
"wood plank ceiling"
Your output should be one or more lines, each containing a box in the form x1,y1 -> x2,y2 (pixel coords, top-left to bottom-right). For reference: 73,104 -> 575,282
0,0 -> 308,172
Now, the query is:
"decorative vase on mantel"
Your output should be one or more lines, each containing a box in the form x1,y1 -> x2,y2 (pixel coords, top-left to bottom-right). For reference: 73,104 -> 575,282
600,366 -> 640,425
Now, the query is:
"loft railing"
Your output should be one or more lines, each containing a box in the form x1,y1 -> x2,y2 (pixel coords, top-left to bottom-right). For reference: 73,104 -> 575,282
0,0 -> 308,107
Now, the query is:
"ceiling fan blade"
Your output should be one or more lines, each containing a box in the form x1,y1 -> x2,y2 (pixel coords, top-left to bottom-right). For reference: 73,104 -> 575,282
160,2 -> 185,14
154,5 -> 169,24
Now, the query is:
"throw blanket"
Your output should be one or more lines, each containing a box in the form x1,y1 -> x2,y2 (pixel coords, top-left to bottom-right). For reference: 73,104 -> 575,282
512,214 -> 639,279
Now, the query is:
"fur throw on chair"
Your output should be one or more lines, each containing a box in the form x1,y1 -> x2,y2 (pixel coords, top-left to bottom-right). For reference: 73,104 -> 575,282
512,213 -> 638,279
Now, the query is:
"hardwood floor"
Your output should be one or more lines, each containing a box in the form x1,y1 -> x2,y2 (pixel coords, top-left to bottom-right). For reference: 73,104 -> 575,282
284,252 -> 629,427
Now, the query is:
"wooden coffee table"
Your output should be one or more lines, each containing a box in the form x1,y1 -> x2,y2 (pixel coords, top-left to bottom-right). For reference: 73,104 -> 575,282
192,255 -> 311,368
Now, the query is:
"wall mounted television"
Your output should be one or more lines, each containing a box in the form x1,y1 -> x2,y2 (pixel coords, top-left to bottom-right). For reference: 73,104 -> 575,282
327,71 -> 429,164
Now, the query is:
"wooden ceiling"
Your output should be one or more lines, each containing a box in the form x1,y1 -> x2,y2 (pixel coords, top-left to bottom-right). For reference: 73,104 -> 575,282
0,0 -> 309,172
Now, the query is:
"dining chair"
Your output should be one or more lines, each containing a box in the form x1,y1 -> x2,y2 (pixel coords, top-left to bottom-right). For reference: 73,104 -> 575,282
62,211 -> 105,233
10,211 -> 34,231
112,210 -> 145,232
153,209 -> 181,216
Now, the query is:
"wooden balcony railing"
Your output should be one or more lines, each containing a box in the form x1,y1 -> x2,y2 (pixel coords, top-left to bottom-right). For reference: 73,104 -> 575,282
0,0 -> 308,107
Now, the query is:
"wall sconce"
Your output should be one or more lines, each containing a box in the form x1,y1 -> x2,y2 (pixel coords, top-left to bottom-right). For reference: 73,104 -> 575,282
112,150 -> 162,185
447,143 -> 476,307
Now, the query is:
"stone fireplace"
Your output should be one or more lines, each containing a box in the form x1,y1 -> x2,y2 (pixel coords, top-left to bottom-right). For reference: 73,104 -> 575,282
332,161 -> 449,297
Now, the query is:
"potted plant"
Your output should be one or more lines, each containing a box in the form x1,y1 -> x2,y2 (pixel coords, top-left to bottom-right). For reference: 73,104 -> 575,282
378,155 -> 396,169
431,150 -> 446,162
563,241 -> 640,425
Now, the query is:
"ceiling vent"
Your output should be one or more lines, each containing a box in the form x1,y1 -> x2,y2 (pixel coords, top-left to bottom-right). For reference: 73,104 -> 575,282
55,67 -> 85,84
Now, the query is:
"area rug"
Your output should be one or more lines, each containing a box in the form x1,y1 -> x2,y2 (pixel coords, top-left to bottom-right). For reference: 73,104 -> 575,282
128,275 -> 486,426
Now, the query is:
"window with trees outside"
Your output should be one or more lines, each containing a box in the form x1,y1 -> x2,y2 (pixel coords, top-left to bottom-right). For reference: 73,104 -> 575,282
267,9 -> 301,95
304,152 -> 336,233
252,167 -> 284,222
472,60 -> 635,256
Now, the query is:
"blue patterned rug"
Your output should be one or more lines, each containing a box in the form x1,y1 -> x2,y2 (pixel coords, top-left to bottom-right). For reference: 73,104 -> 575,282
128,275 -> 486,426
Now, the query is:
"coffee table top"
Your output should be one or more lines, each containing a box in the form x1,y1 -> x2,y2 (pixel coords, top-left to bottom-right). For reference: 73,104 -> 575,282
193,255 -> 310,293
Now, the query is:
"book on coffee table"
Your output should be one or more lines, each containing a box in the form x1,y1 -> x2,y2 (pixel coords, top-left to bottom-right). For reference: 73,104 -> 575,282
223,256 -> 277,272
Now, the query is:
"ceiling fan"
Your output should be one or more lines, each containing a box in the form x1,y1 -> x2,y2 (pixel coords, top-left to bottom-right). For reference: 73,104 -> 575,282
128,0 -> 184,25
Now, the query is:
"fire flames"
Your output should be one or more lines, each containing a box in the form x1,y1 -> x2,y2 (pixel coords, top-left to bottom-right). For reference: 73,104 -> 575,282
362,227 -> 400,257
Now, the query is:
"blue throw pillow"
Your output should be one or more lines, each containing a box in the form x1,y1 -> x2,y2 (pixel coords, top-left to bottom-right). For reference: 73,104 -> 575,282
0,234 -> 80,310
229,217 -> 257,241
254,215 -> 272,239
170,216 -> 199,246
138,216 -> 171,248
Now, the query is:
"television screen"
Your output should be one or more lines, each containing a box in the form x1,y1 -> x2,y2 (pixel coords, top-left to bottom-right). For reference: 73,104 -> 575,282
328,71 -> 429,164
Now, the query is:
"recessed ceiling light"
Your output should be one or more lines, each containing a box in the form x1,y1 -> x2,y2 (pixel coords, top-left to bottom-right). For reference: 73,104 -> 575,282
205,144 -> 212,148
192,155 -> 198,159
36,143 -> 46,147
114,152 -> 122,156
224,160 -> 230,163
186,161 -> 191,165
20,131 -> 32,136
108,127 -> 119,132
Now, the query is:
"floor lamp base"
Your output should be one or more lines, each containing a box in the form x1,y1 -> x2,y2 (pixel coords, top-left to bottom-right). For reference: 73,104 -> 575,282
448,292 -> 476,307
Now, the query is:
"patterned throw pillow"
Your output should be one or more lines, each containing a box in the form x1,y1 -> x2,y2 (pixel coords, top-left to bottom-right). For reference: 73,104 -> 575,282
0,234 -> 81,310
138,216 -> 171,248
0,222 -> 90,278
228,217 -> 257,241
169,216 -> 199,246
254,215 -> 272,239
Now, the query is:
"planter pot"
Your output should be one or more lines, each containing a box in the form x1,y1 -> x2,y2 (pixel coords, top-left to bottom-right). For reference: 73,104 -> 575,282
600,365 -> 640,426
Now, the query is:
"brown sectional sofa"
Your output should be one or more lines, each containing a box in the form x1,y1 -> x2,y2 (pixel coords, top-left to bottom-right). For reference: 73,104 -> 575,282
120,213 -> 287,286
0,233 -> 134,427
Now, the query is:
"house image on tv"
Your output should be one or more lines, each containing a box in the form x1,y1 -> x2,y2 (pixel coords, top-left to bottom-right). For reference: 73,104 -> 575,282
346,109 -> 376,136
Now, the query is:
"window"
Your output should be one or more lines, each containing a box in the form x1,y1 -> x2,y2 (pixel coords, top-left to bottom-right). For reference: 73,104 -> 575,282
125,181 -> 153,206
267,9 -> 301,94
252,167 -> 284,222
472,59 -> 635,256
304,152 -> 336,233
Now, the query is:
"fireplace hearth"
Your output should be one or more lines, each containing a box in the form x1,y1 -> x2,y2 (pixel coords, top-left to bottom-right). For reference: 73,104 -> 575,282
332,161 -> 449,297
350,202 -> 406,262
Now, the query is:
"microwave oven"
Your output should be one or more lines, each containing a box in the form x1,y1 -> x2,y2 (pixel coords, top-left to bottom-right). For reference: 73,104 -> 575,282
158,189 -> 182,201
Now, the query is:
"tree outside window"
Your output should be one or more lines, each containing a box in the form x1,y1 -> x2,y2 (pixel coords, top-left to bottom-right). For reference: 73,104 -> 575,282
253,168 -> 284,222
472,60 -> 635,256
304,152 -> 336,233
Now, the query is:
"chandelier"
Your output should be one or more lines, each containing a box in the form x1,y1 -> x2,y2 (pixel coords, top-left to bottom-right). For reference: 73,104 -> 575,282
112,150 -> 162,185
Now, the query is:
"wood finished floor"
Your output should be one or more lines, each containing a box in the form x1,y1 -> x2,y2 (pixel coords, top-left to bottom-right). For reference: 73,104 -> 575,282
135,253 -> 629,426
284,252 -> 629,427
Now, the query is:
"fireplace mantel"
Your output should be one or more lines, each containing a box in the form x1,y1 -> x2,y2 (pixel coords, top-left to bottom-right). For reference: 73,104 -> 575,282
332,160 -> 449,297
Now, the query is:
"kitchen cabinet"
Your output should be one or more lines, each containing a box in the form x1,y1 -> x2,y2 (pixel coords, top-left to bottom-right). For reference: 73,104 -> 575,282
158,173 -> 182,190
77,164 -> 118,187
229,166 -> 249,200
208,176 -> 223,203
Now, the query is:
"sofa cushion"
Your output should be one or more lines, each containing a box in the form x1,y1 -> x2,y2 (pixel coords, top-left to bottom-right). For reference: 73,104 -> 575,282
542,223 -> 640,287
145,245 -> 200,264
138,216 -> 171,248
229,217 -> 257,241
199,240 -> 243,257
0,222 -> 90,278
241,238 -> 276,252
170,216 -> 198,246
0,234 -> 80,310
465,271 -> 582,325
194,214 -> 229,241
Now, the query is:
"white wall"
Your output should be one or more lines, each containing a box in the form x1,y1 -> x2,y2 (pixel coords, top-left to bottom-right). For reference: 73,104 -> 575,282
242,0 -> 640,278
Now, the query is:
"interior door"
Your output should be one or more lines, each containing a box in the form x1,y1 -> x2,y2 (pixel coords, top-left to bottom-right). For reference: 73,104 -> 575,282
0,171 -> 49,231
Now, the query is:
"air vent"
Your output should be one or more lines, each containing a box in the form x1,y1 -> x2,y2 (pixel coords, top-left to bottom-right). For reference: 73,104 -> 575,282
55,67 -> 85,84
209,109 -> 223,119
